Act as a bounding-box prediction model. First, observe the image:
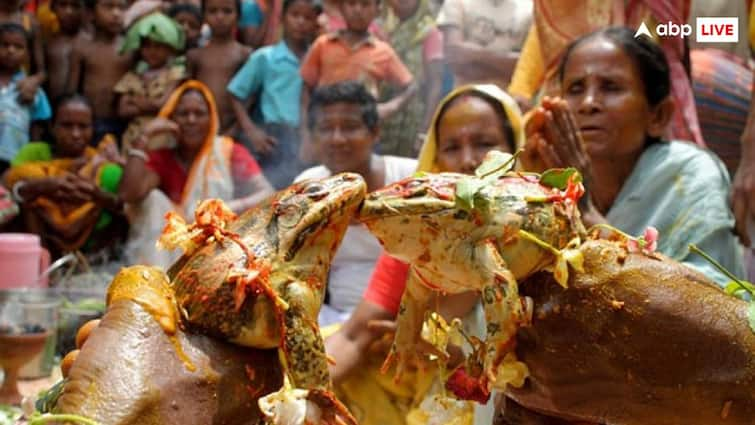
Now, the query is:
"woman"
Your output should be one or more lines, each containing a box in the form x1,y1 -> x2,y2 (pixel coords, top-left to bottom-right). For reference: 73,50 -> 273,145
5,94 -> 126,259
379,0 -> 444,157
324,83 -> 523,425
522,26 -> 743,288
119,80 -> 274,266
295,81 -> 417,325
508,0 -> 704,146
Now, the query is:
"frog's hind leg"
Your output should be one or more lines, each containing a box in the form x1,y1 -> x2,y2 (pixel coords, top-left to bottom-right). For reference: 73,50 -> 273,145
476,239 -> 530,391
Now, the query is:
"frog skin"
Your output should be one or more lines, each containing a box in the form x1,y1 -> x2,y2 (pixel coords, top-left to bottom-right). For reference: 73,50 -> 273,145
52,173 -> 366,425
164,173 -> 365,423
358,157 -> 586,402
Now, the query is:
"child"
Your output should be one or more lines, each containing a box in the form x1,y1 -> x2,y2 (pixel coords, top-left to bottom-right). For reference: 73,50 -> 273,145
227,0 -> 319,189
187,0 -> 250,133
45,0 -> 88,101
67,0 -> 132,144
298,0 -> 416,161
0,0 -> 46,105
115,12 -> 185,152
0,23 -> 51,174
168,2 -> 202,49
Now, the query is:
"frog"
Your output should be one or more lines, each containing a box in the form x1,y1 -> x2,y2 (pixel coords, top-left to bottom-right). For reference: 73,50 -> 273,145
357,151 -> 586,403
158,172 -> 366,424
43,173 -> 366,425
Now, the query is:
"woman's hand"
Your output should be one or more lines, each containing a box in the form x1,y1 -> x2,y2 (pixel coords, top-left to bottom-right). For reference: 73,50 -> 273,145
140,117 -> 180,147
24,174 -> 97,203
524,97 -> 592,174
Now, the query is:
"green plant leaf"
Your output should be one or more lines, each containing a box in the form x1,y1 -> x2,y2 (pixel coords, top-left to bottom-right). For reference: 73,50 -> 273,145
413,171 -> 428,178
724,280 -> 755,299
474,151 -> 515,179
455,177 -> 485,211
540,168 -> 583,190
749,301 -> 755,333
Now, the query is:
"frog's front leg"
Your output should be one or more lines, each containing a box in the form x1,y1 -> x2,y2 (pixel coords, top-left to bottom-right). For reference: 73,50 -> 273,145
381,267 -> 434,381
476,239 -> 530,391
279,280 -> 357,425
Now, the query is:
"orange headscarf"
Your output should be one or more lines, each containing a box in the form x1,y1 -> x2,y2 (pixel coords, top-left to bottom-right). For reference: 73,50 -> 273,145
157,79 -> 234,211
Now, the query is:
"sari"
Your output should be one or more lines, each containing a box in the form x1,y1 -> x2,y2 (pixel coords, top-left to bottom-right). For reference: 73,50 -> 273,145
379,0 -> 438,157
508,0 -> 704,146
124,80 -> 239,267
5,135 -> 124,253
331,84 -> 525,425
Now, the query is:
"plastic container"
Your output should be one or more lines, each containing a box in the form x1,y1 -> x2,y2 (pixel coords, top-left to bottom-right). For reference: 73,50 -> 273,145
0,234 -> 50,289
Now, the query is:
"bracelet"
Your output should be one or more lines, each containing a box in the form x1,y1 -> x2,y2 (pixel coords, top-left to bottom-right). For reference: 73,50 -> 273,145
11,181 -> 27,203
127,148 -> 149,161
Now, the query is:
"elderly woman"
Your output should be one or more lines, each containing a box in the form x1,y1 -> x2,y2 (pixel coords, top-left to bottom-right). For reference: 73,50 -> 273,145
522,26 -> 743,288
119,80 -> 274,266
324,83 -> 523,425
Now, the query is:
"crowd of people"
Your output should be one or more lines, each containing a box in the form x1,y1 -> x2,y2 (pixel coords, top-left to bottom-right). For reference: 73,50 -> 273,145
1,0 -> 755,423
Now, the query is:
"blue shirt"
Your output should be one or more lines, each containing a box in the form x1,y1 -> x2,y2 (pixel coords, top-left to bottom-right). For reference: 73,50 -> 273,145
606,141 -> 744,287
227,40 -> 302,127
239,0 -> 263,28
0,72 -> 52,162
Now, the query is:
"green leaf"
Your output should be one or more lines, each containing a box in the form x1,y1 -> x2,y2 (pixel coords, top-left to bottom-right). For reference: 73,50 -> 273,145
455,177 -> 485,211
413,171 -> 428,178
725,280 -> 755,299
748,301 -> 755,333
540,168 -> 583,190
474,151 -> 515,179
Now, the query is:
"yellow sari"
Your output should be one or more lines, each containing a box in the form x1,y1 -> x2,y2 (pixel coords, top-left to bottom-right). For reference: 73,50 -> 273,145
5,136 -> 123,252
330,84 -> 525,425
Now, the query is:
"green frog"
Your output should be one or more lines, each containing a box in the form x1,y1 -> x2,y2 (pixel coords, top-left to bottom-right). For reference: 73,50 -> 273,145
358,152 -> 586,402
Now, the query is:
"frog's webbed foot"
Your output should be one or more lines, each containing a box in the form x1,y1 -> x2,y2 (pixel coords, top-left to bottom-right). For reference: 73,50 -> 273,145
476,240 -> 530,392
381,268 -> 433,381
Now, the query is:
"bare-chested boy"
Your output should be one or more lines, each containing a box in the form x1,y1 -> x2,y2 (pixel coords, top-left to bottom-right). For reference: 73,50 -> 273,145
187,0 -> 250,133
67,0 -> 132,142
46,0 -> 89,101
0,0 -> 46,104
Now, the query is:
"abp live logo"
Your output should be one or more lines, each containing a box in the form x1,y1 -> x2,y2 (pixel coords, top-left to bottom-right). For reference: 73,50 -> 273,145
634,17 -> 738,43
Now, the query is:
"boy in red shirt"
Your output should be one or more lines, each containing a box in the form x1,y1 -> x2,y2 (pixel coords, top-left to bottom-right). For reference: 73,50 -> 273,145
299,0 -> 416,161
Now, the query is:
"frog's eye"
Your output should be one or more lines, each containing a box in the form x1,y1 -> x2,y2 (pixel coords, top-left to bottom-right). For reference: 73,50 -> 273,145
304,184 -> 323,194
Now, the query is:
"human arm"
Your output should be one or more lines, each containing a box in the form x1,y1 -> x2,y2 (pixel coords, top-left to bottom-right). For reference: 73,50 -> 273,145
377,82 -> 417,120
377,48 -> 418,119
16,18 -> 47,104
325,299 -> 394,383
521,97 -> 607,227
65,40 -> 83,94
117,119 -> 170,203
227,52 -> 278,155
441,26 -> 519,83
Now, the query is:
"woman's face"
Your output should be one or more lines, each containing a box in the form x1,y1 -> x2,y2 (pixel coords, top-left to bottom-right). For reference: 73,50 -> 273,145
172,90 -> 211,150
435,96 -> 513,174
560,37 -> 658,160
54,101 -> 94,157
